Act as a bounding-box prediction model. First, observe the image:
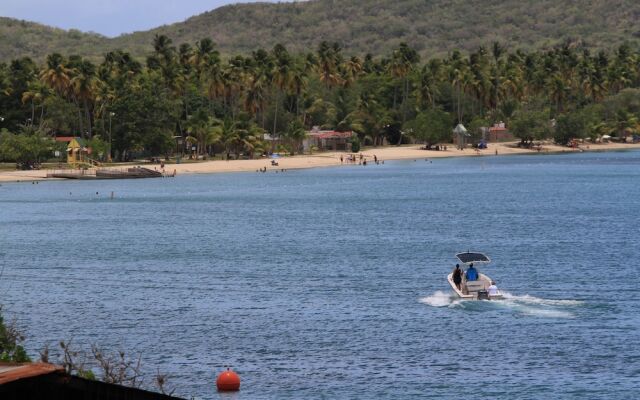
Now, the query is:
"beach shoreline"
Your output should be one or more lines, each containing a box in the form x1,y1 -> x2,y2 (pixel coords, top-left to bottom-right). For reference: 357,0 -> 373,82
1,141 -> 639,183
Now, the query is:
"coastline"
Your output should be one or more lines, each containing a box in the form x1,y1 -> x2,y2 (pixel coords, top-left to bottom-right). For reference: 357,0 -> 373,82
1,141 -> 639,183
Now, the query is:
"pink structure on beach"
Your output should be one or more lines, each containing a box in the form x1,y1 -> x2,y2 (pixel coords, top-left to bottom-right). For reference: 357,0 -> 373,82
488,122 -> 514,142
303,127 -> 354,152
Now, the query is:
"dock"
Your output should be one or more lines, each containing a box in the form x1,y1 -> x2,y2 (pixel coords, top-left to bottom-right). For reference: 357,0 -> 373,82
47,167 -> 172,180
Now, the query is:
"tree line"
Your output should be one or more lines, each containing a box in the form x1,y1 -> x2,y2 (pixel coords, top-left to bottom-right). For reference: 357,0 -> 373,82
1,36 -> 640,163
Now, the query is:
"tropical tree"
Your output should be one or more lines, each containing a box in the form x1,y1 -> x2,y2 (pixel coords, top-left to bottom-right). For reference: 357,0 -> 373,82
282,118 -> 307,154
39,53 -> 71,97
186,108 -> 221,155
405,109 -> 452,146
510,109 -> 552,145
70,59 -> 98,138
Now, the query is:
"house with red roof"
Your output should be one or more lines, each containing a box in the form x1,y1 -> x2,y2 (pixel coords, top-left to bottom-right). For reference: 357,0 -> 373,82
303,127 -> 354,152
488,122 -> 514,142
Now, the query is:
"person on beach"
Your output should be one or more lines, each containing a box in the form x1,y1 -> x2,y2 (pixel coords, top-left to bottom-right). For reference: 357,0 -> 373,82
340,155 -> 343,163
452,264 -> 462,290
488,281 -> 498,296
465,263 -> 478,281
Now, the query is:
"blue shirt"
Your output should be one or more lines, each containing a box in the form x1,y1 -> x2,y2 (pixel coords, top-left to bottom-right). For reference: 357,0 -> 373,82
466,266 -> 478,281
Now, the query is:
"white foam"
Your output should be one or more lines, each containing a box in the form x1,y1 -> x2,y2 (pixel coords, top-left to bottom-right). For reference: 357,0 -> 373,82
420,290 -> 580,319
501,292 -> 583,306
518,307 -> 575,319
419,291 -> 459,307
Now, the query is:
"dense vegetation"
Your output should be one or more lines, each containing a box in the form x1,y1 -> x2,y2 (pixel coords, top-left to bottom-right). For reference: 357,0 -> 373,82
0,307 -> 30,362
2,0 -> 640,62
2,36 -> 640,164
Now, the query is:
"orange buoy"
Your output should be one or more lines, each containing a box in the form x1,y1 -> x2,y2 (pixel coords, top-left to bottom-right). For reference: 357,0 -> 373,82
216,368 -> 240,392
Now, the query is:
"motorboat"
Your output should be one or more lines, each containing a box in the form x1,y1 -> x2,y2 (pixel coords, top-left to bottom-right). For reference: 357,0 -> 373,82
447,251 -> 503,300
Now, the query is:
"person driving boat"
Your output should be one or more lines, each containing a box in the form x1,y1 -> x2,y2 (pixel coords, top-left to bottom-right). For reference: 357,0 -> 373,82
465,263 -> 478,281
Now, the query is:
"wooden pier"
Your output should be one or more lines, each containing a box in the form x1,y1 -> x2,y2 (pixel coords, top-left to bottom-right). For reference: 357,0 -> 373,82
47,167 -> 173,180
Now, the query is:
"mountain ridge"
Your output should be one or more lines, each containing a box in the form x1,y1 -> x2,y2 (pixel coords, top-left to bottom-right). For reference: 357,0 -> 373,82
2,0 -> 640,62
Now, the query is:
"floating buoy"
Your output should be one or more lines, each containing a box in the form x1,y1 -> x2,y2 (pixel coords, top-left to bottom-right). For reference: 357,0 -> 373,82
216,368 -> 240,392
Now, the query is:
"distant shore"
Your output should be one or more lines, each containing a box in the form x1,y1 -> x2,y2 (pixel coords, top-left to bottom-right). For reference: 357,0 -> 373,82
1,141 -> 639,183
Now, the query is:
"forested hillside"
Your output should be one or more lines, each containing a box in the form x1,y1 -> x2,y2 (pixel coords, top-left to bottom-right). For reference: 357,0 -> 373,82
2,0 -> 640,62
0,17 -> 106,61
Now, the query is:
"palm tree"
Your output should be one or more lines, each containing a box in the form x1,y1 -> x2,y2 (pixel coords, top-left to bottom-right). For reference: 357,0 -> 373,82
347,90 -> 391,147
191,38 -> 219,82
389,43 -> 420,124
342,56 -> 363,88
283,118 -> 307,154
21,82 -> 49,127
448,54 -> 471,123
205,55 -> 225,104
414,65 -> 437,110
468,50 -> 491,113
548,72 -> 568,114
271,44 -> 292,137
489,42 -> 506,113
152,34 -> 176,65
289,61 -> 308,117
40,53 -> 71,97
179,43 -> 194,72
215,118 -> 263,159
317,41 -> 342,89
243,71 -> 268,120
186,109 -> 221,155
71,59 -> 97,138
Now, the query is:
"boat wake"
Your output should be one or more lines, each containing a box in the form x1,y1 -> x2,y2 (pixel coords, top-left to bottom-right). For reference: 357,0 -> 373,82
420,291 -> 583,318
419,291 -> 462,307
498,292 -> 583,318
501,292 -> 583,306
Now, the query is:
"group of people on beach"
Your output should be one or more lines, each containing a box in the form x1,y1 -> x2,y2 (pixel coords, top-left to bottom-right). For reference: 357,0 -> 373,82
339,153 -> 382,166
256,166 -> 286,173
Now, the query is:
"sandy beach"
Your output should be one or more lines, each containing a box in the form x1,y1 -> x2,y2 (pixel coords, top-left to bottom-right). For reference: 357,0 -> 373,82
1,141 -> 639,183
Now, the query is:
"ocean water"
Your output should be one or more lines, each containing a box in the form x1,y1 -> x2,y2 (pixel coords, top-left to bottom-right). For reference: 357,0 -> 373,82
1,151 -> 639,399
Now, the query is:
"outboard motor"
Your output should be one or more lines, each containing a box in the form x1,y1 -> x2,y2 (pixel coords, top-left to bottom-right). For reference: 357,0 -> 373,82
477,289 -> 489,300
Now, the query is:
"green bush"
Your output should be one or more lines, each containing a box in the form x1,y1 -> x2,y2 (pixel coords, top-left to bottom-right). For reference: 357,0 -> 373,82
351,136 -> 361,152
0,307 -> 31,363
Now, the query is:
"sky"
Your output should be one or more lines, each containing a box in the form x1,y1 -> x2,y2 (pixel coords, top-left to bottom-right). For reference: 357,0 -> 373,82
0,0 -> 291,37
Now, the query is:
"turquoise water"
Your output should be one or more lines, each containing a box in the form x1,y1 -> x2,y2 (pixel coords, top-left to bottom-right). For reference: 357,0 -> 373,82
1,151 -> 639,399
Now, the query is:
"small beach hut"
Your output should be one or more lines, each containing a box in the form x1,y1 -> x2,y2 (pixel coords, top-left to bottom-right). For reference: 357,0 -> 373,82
66,138 -> 89,165
55,137 -> 89,165
488,121 -> 514,142
453,124 -> 470,150
56,136 -> 91,165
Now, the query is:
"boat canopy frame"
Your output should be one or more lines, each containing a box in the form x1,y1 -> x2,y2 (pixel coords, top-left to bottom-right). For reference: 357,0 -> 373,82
456,251 -> 491,266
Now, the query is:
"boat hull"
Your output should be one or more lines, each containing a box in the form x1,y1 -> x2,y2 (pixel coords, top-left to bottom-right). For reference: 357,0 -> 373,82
447,272 -> 503,300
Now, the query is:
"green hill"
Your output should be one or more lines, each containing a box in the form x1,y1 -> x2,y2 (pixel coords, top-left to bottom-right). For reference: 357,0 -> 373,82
0,17 -> 107,61
2,0 -> 640,62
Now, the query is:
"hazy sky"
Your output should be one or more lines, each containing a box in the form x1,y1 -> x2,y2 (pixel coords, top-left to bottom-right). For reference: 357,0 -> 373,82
0,0 -> 291,37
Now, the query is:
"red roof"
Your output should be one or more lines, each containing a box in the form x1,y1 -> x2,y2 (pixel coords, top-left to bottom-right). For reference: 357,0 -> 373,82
55,136 -> 76,142
489,127 -> 508,132
0,362 -> 63,385
314,131 -> 354,139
